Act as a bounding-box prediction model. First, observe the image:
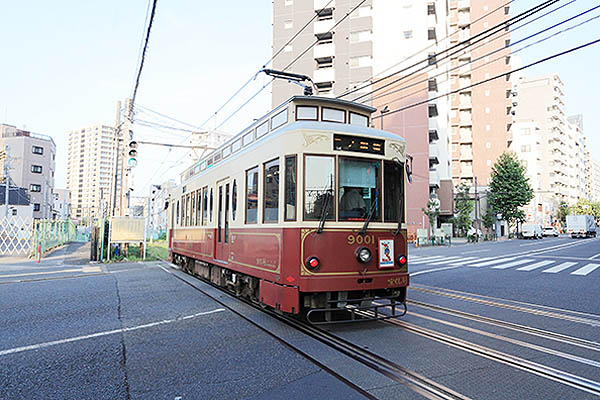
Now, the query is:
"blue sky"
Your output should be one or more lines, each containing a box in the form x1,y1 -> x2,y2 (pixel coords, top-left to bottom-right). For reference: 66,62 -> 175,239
0,0 -> 598,196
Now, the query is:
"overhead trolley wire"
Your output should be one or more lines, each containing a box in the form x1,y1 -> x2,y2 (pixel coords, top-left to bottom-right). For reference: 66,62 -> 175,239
337,0 -> 560,101
360,0 -> 589,105
371,37 -> 600,121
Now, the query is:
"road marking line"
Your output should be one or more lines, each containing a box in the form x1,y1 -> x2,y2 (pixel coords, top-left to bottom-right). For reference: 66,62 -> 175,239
82,266 -> 101,273
492,259 -> 535,270
516,260 -> 554,271
409,255 -> 444,263
571,264 -> 600,276
0,268 -> 82,278
411,266 -> 459,276
542,262 -> 577,274
433,257 -> 478,266
0,308 -> 225,357
451,257 -> 495,266
469,257 -> 514,267
590,253 -> 600,260
462,249 -> 491,254
410,256 -> 461,265
520,241 -> 546,247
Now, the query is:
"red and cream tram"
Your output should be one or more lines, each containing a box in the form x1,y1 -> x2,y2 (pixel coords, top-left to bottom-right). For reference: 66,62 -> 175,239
168,96 -> 409,323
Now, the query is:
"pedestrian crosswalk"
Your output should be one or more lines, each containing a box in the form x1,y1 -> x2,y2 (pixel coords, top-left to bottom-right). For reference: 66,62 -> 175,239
409,254 -> 600,276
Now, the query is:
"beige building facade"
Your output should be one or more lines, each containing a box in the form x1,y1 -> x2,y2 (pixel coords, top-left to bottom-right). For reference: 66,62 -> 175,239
512,75 -> 587,224
0,123 -> 56,219
66,124 -> 117,223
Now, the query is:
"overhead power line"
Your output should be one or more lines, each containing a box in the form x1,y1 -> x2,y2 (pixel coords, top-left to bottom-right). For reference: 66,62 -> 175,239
372,37 -> 600,120
361,1 -> 595,105
130,0 -> 159,120
337,0 -> 560,100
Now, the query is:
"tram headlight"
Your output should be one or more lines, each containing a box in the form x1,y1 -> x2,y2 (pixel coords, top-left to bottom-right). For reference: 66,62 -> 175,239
356,247 -> 372,263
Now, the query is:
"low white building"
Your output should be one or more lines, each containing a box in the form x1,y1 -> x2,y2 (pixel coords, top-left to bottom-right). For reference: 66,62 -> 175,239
147,179 -> 176,239
53,189 -> 71,220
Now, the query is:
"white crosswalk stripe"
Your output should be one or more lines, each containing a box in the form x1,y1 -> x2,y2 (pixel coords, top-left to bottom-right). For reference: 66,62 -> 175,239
516,260 -> 554,271
433,256 -> 478,266
410,256 -> 461,265
571,263 -> 600,276
452,257 -> 496,266
542,262 -> 577,274
468,257 -> 514,267
409,255 -> 444,262
491,259 -> 535,270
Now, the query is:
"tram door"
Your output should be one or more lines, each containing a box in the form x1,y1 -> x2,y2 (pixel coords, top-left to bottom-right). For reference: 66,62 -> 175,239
215,180 -> 230,262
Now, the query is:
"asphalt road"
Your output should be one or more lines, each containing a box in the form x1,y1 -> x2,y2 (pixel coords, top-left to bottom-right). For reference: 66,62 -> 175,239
0,243 -> 366,400
1,238 -> 599,399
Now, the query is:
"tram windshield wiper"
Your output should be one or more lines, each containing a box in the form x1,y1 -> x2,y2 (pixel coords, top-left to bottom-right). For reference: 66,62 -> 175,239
358,194 -> 377,235
394,194 -> 404,236
317,189 -> 332,234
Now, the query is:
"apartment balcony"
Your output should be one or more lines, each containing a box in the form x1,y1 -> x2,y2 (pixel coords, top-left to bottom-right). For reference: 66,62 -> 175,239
459,96 -> 472,109
429,142 -> 440,167
313,68 -> 335,83
460,148 -> 473,160
314,19 -> 335,35
428,117 -> 439,133
457,0 -> 470,10
314,43 -> 335,60
458,13 -> 470,27
314,0 -> 334,10
459,112 -> 472,126
459,131 -> 472,143
429,169 -> 440,188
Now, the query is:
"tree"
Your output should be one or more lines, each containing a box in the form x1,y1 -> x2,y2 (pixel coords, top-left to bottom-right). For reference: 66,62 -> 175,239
452,183 -> 474,237
488,152 -> 534,234
421,195 -> 440,238
570,198 -> 600,219
556,200 -> 569,225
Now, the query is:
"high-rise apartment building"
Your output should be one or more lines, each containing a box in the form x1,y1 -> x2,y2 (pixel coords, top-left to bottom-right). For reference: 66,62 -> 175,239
512,75 -> 586,223
0,123 -> 56,219
66,124 -> 117,223
272,0 -> 511,234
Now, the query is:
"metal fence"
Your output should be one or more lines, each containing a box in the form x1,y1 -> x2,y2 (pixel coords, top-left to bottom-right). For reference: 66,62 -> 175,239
0,216 -> 34,255
33,219 -> 78,255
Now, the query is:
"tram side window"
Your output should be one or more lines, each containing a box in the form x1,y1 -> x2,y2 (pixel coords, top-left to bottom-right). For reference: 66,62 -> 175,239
176,200 -> 180,226
199,190 -> 203,225
246,166 -> 259,223
190,193 -> 195,226
285,155 -> 297,221
384,160 -> 405,222
232,180 -> 237,220
264,158 -> 279,223
304,155 -> 334,220
202,187 -> 208,225
210,188 -> 214,223
182,196 -> 186,226
339,157 -> 381,221
187,194 -> 192,226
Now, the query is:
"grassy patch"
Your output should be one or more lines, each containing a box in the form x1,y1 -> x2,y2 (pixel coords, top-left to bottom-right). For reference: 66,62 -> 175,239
106,241 -> 168,262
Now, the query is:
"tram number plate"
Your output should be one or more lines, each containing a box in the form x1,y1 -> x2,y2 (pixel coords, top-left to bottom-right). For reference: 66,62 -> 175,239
346,234 -> 376,245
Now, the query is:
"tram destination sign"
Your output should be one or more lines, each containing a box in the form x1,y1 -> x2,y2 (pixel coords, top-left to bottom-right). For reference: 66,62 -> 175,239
333,134 -> 384,155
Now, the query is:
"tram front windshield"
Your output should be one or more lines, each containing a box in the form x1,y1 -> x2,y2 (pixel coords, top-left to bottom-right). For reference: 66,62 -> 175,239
339,157 -> 381,221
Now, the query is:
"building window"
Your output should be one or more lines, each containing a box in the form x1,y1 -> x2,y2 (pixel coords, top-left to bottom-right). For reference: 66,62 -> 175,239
34,203 -> 40,212
317,57 -> 333,69
427,3 -> 436,15
11,209 -> 17,216
521,145 -> 531,152
428,28 -> 436,41
349,55 -> 372,68
284,20 -> 293,29
263,159 -> 279,223
350,30 -> 372,43
30,184 -> 42,192
285,155 -> 297,221
317,8 -> 333,21
428,104 -> 438,117
284,44 -> 293,53
316,32 -> 333,44
31,165 -> 43,174
32,146 -> 44,155
285,0 -> 292,6
403,30 -> 413,39
246,166 -> 259,223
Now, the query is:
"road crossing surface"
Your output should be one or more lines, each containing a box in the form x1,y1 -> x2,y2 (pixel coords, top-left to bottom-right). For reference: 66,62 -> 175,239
410,254 -> 600,276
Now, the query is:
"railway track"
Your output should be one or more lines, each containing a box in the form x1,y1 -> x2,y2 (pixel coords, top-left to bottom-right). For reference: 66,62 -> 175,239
159,262 -> 470,400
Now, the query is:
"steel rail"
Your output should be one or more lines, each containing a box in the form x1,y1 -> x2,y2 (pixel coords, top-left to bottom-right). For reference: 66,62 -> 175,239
159,261 -> 469,400
410,286 -> 600,327
407,300 -> 600,352
380,318 -> 600,397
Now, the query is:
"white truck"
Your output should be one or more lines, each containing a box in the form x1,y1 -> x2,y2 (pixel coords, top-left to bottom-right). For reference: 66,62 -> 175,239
566,215 -> 597,238
522,224 -> 543,239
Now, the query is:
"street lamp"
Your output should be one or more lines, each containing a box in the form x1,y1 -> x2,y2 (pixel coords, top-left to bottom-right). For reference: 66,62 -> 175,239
380,105 -> 389,130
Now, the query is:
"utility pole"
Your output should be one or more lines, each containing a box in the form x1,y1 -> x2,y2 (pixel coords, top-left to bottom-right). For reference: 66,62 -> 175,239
112,100 -> 122,217
474,176 -> 479,242
3,145 -> 9,217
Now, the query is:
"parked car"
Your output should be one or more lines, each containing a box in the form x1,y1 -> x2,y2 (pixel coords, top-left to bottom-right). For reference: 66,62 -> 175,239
542,226 -> 559,237
522,224 -> 543,239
